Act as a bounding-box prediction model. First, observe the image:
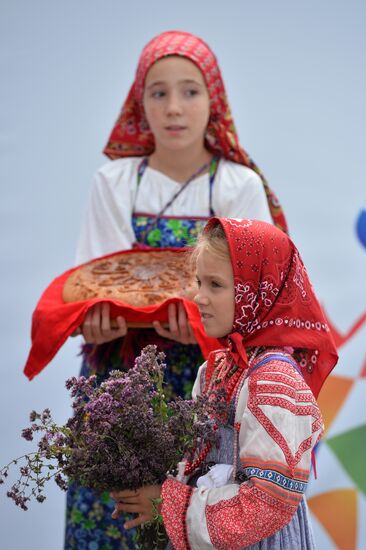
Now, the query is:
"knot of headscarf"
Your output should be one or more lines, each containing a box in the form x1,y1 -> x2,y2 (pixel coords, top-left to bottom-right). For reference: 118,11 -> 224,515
224,332 -> 249,372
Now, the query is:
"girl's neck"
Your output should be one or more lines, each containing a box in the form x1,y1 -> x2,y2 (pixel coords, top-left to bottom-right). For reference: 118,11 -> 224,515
148,146 -> 213,183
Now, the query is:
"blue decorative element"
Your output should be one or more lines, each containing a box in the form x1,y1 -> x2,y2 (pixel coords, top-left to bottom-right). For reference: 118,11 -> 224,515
356,208 -> 366,249
244,467 -> 307,494
248,353 -> 302,377
132,214 -> 206,248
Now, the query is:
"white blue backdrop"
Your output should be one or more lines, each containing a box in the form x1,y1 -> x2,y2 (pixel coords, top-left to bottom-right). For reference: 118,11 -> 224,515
1,1 -> 365,548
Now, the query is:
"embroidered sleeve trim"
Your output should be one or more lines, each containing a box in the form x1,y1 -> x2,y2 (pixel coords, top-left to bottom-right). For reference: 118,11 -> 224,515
206,483 -> 296,549
243,466 -> 307,494
161,478 -> 193,550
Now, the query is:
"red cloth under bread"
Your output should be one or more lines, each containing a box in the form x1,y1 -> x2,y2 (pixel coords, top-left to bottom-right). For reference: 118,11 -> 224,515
23,248 -> 219,380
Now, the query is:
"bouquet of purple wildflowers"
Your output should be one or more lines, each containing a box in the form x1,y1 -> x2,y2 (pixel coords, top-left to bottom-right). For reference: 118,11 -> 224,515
1,345 -> 226,547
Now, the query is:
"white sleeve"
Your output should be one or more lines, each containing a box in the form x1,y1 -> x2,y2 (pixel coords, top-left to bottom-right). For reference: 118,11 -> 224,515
213,161 -> 273,223
75,161 -> 137,264
191,362 -> 206,399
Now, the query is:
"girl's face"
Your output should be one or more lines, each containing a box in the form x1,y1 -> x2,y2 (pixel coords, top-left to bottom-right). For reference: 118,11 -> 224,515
194,247 -> 235,338
143,56 -> 210,154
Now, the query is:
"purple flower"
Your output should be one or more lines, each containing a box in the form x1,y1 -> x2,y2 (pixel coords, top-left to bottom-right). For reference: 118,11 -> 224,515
21,428 -> 33,442
2,344 -> 228,526
29,411 -> 38,422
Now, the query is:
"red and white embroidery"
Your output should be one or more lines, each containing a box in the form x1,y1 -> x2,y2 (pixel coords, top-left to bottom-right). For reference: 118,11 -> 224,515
206,484 -> 295,550
161,478 -> 193,550
247,360 -> 323,473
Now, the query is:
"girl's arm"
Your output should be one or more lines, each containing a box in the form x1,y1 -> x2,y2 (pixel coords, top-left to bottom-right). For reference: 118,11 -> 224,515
161,358 -> 323,550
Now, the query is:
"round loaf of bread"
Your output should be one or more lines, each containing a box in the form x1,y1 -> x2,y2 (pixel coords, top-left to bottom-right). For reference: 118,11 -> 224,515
62,249 -> 196,307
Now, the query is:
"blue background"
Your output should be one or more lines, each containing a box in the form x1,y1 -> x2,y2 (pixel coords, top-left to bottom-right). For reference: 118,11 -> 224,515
1,1 -> 365,548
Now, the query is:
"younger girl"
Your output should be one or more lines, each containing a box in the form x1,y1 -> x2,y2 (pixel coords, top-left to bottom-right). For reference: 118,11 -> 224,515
111,217 -> 338,549
66,30 -> 288,548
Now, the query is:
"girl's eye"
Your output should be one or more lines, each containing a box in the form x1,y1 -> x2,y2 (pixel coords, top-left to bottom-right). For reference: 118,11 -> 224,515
211,280 -> 221,288
151,90 -> 166,99
196,278 -> 201,288
185,89 -> 199,97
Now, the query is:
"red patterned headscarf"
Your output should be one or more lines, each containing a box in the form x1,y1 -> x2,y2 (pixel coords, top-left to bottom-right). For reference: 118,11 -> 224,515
104,30 -> 288,233
205,217 -> 338,397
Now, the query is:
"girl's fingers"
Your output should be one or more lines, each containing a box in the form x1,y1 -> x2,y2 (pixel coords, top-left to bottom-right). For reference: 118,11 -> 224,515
110,485 -> 161,525
113,502 -> 141,514
177,302 -> 198,343
101,304 -> 126,338
81,307 -> 96,342
152,320 -> 170,339
100,302 -> 111,334
153,318 -> 180,341
110,500 -> 147,525
177,303 -> 189,340
81,304 -> 127,344
153,303 -> 196,344
187,314 -> 197,343
110,505 -> 138,520
186,323 -> 195,344
115,316 -> 127,335
90,303 -> 102,341
110,490 -> 139,501
124,513 -> 149,530
168,303 -> 179,337
90,305 -> 102,342
111,506 -> 121,520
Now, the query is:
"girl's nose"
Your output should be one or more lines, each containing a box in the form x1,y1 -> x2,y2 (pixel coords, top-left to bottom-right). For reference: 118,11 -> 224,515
166,92 -> 183,116
194,290 -> 209,306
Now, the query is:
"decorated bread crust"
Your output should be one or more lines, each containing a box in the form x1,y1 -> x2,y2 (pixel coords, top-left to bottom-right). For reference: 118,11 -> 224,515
62,250 -> 196,307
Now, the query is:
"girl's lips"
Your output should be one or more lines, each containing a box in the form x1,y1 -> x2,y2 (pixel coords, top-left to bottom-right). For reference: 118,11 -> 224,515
200,312 -> 213,320
165,125 -> 186,131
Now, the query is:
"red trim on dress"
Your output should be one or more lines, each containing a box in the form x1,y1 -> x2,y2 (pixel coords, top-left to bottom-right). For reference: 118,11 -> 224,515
133,211 -> 210,221
206,484 -> 296,550
161,478 -> 193,550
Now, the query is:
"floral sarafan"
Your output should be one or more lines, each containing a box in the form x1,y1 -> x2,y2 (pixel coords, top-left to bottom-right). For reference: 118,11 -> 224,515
1,345 -> 226,511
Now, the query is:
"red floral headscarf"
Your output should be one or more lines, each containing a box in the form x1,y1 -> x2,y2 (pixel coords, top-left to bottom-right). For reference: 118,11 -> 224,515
104,30 -> 288,233
205,217 -> 338,397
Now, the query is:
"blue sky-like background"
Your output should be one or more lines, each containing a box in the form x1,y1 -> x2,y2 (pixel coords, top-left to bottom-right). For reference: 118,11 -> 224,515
1,1 -> 365,548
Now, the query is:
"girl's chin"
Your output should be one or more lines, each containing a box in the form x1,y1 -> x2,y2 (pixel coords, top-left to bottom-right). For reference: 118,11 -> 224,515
202,326 -> 227,339
161,140 -> 191,152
